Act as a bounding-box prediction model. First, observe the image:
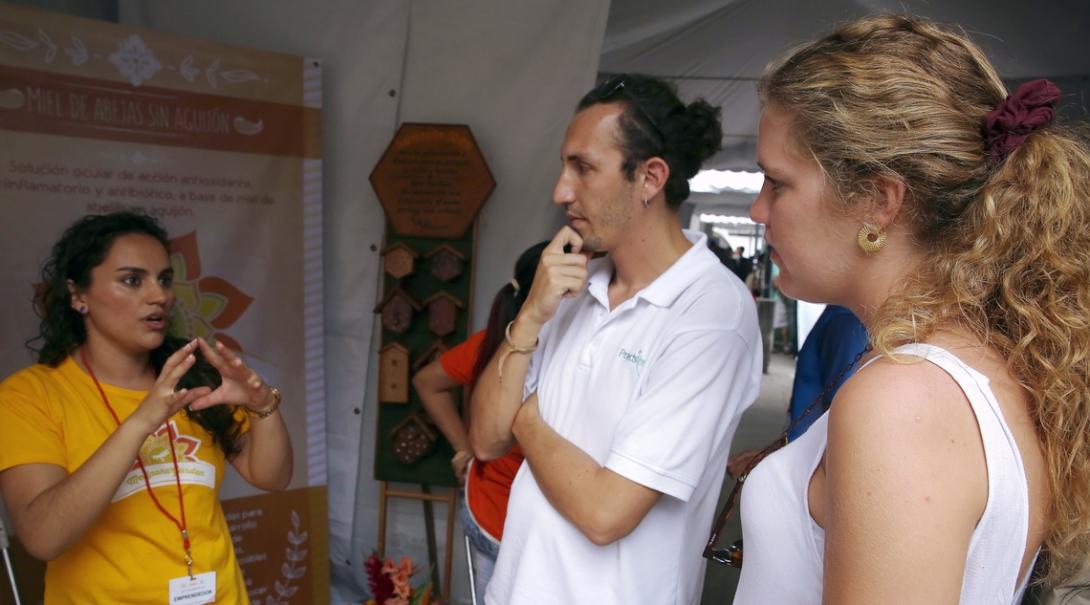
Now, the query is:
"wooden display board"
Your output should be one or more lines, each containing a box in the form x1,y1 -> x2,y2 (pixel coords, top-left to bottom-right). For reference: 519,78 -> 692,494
370,123 -> 493,486
369,124 -> 492,600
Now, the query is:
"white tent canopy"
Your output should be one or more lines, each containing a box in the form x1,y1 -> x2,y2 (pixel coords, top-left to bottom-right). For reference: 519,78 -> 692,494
602,0 -> 1090,173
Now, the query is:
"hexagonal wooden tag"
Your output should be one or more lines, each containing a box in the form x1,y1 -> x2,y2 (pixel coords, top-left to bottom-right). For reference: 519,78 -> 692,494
369,123 -> 495,238
382,242 -> 418,279
374,287 -> 421,334
423,291 -> 465,337
427,244 -> 466,281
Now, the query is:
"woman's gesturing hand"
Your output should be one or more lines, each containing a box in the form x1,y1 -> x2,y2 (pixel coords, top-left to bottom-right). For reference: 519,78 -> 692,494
128,339 -> 211,434
188,338 -> 277,414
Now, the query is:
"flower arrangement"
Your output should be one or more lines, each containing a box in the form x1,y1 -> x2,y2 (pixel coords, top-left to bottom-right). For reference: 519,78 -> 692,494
363,552 -> 434,605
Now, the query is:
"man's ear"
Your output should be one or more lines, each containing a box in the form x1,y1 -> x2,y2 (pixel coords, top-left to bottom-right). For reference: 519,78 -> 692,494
868,176 -> 907,229
641,157 -> 670,201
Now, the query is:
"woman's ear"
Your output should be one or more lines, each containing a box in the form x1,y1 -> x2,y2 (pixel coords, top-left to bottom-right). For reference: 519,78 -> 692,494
67,279 -> 85,312
868,176 -> 907,229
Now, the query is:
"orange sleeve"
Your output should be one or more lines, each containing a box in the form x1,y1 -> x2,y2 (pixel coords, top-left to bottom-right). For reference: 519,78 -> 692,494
439,330 -> 486,385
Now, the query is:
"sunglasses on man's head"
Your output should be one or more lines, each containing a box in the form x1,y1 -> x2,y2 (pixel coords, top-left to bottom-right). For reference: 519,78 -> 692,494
602,76 -> 667,145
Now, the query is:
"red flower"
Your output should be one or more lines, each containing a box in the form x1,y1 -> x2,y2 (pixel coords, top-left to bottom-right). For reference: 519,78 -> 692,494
364,553 -> 395,603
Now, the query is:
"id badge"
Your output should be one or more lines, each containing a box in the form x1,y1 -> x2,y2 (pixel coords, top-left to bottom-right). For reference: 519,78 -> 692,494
168,571 -> 216,605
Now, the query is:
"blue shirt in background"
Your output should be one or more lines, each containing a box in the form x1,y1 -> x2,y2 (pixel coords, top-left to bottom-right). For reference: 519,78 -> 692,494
787,305 -> 869,441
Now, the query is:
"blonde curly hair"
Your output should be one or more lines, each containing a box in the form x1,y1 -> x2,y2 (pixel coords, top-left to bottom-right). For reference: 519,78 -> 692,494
759,14 -> 1090,585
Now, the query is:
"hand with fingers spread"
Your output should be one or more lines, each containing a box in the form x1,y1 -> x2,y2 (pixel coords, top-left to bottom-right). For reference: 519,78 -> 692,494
126,339 -> 212,435
519,227 -> 592,330
188,339 -> 278,416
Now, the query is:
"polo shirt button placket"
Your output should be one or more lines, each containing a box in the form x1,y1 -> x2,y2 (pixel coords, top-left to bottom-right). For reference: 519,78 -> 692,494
580,332 -> 601,367
581,314 -> 607,366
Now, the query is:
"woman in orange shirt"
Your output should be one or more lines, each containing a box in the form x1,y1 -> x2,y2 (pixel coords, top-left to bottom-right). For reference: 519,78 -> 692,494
413,242 -> 545,604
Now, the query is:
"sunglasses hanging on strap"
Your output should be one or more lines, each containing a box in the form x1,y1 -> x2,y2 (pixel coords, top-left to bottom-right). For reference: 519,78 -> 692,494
703,345 -> 871,568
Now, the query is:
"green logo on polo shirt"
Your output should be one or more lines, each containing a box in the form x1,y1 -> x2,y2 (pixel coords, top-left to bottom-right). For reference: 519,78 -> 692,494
618,348 -> 647,375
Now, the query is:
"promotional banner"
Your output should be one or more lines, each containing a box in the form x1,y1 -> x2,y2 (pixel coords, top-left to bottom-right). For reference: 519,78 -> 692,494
0,5 -> 326,603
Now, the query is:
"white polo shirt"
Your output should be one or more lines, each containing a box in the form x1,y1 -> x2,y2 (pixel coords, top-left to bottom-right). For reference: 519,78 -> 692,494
486,231 -> 762,605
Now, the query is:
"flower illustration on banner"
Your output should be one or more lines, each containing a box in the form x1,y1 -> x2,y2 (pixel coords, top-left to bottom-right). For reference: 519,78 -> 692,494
64,36 -> 88,66
180,55 -> 200,83
168,231 -> 252,352
0,30 -> 37,52
108,34 -> 161,87
1,26 -> 268,88
37,28 -> 57,63
206,57 -> 221,88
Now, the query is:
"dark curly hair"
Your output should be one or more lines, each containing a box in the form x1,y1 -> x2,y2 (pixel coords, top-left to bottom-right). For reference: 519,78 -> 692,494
30,211 -> 242,456
578,73 -> 723,208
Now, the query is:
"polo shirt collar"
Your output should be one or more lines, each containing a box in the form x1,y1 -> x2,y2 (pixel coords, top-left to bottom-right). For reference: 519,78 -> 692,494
584,230 -> 718,309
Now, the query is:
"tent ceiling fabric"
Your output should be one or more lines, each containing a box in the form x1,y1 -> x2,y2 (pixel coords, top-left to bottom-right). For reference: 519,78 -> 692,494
601,0 -> 1090,172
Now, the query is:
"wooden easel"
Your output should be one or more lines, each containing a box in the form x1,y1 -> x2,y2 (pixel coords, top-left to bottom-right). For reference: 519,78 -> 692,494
377,482 -> 458,599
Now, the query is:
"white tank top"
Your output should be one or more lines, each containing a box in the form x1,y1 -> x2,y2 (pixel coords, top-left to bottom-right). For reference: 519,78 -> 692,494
733,343 -> 1035,604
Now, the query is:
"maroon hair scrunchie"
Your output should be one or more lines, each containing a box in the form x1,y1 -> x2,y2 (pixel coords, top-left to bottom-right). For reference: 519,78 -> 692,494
984,79 -> 1061,163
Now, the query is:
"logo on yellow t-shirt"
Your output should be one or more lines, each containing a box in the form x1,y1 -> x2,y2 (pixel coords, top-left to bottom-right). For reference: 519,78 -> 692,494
134,422 -> 201,469
111,420 -> 217,502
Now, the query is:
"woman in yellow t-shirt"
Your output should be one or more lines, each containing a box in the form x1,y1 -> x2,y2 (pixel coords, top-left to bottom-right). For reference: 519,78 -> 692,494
0,211 -> 293,604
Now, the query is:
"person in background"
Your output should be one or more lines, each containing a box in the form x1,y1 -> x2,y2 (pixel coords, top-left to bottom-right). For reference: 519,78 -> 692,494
769,268 -> 791,354
413,242 -> 546,604
733,15 -> 1090,603
785,305 -> 867,441
745,257 -> 763,298
707,235 -> 738,275
0,211 -> 292,604
734,246 -> 753,282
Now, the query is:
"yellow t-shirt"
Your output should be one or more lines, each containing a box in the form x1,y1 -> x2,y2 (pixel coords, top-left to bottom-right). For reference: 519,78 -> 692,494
0,356 -> 250,604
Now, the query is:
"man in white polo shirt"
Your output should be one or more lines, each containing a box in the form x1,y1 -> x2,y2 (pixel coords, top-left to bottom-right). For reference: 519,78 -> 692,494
470,74 -> 762,604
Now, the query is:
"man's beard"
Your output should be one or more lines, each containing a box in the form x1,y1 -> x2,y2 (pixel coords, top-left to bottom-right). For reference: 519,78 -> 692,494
581,233 -> 604,252
572,186 -> 636,253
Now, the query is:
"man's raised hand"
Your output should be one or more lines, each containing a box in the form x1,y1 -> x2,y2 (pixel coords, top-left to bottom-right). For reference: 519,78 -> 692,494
519,227 -> 590,328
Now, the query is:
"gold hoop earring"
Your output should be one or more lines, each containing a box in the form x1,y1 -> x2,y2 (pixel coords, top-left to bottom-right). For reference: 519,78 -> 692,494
857,223 -> 887,253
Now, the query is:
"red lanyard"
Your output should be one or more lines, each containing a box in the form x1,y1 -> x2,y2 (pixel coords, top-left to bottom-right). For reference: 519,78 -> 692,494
79,347 -> 195,578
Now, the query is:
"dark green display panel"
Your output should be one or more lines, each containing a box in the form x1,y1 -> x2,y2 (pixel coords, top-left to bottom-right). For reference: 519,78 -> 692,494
373,226 -> 474,487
